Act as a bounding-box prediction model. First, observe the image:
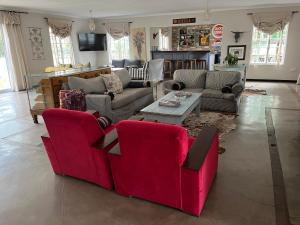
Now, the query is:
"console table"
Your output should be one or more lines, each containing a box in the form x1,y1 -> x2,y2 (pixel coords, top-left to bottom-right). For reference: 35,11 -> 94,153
25,67 -> 111,123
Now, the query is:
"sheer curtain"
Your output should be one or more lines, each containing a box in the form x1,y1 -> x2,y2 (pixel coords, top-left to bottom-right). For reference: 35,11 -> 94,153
0,12 -> 28,91
105,22 -> 130,62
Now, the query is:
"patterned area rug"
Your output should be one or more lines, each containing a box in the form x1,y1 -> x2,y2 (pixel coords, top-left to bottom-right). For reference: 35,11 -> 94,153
243,86 -> 267,96
182,111 -> 237,142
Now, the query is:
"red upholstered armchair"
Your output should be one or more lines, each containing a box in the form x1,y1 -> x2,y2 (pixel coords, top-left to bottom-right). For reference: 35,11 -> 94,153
108,120 -> 218,216
41,108 -> 117,190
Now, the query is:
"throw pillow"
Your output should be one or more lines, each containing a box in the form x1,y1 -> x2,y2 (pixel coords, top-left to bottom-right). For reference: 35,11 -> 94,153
68,76 -> 106,94
59,89 -> 86,111
172,81 -> 186,90
97,116 -> 112,129
127,81 -> 148,88
114,69 -> 131,88
101,73 -> 123,94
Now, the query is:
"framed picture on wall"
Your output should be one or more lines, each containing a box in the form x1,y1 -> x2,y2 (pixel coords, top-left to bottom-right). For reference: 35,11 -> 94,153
227,45 -> 246,60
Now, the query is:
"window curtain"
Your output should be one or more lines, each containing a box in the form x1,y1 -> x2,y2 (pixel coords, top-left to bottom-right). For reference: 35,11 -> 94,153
0,12 -> 28,91
104,22 -> 130,40
47,18 -> 72,38
249,11 -> 293,34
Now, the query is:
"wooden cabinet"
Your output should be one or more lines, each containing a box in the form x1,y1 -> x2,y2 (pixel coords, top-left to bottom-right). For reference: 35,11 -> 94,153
26,67 -> 111,123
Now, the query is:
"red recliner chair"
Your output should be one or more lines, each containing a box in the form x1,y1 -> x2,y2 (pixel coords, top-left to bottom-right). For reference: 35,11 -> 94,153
41,108 -> 117,190
108,120 -> 218,216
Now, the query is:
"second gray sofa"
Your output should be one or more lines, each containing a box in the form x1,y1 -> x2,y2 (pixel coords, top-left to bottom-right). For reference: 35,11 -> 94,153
163,69 -> 244,113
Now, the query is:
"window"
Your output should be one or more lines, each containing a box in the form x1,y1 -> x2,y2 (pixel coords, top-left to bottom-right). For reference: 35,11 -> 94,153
250,25 -> 288,64
0,25 -> 11,91
107,34 -> 130,60
49,27 -> 75,66
159,28 -> 169,50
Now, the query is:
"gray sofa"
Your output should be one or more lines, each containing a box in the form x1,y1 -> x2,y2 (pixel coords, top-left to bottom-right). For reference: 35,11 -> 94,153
69,69 -> 154,122
163,69 -> 244,113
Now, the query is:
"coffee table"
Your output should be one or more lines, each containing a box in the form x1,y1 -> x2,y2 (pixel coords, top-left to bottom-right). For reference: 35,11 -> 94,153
141,92 -> 201,125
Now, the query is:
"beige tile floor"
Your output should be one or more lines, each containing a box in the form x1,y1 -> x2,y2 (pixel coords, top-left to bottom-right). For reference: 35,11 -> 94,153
0,82 -> 299,225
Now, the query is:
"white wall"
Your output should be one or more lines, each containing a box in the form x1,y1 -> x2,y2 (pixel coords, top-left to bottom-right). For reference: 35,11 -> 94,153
20,13 -> 109,74
100,8 -> 300,80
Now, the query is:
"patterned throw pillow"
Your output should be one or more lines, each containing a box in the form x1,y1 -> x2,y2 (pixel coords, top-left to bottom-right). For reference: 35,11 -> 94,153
97,116 -> 112,129
59,89 -> 86,111
101,73 -> 123,94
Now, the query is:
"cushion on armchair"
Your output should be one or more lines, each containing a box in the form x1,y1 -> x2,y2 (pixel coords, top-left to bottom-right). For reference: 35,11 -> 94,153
172,81 -> 186,90
68,76 -> 106,94
112,59 -> 125,68
174,70 -> 206,89
114,69 -> 131,88
101,73 -> 123,94
59,89 -> 87,111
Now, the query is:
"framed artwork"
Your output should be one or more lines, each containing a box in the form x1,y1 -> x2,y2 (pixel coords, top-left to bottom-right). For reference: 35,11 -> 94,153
28,27 -> 45,60
227,45 -> 246,60
130,27 -> 146,61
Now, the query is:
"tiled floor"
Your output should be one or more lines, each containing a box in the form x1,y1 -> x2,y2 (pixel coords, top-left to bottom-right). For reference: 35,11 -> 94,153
0,82 -> 299,225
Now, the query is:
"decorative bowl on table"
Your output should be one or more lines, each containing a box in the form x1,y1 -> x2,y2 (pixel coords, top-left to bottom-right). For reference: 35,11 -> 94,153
158,99 -> 181,107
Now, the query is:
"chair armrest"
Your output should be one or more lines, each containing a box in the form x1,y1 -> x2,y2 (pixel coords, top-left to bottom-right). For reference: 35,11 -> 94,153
232,81 -> 244,97
162,80 -> 177,93
183,127 -> 218,171
108,143 -> 121,155
85,94 -> 112,116
92,129 -> 118,150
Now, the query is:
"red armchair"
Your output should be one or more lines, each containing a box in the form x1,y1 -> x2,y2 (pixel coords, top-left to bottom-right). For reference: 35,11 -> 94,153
108,120 -> 218,216
41,108 -> 117,190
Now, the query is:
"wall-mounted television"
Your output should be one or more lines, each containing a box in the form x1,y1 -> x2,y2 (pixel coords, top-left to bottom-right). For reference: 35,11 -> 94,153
78,33 -> 107,51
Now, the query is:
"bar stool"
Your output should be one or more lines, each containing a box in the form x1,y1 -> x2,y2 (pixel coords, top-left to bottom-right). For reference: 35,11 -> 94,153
175,60 -> 184,70
196,59 -> 207,70
190,59 -> 197,69
184,60 -> 191,69
164,60 -> 172,78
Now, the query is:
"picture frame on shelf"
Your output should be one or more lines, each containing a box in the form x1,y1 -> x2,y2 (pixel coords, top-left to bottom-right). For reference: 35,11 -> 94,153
227,45 -> 246,60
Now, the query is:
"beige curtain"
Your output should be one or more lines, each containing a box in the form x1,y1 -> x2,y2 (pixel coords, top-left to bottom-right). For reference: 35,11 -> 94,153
47,18 -> 72,38
0,12 -> 28,91
250,11 -> 293,34
104,22 -> 130,40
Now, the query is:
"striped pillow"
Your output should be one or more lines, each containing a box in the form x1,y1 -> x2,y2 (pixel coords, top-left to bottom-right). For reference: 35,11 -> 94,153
97,116 -> 112,129
128,62 -> 149,80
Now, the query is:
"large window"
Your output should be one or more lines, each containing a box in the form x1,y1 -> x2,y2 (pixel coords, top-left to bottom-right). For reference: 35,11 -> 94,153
49,27 -> 75,66
108,34 -> 130,60
250,25 -> 289,65
0,26 -> 11,91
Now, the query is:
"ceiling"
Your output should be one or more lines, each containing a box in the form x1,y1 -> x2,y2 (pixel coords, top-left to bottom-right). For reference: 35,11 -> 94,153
1,0 -> 300,18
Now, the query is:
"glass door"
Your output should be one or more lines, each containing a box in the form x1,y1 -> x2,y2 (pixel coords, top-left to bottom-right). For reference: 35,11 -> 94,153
0,26 -> 11,92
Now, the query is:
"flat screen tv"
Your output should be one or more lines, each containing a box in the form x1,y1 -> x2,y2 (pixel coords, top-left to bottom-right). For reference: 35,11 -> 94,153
78,33 -> 107,51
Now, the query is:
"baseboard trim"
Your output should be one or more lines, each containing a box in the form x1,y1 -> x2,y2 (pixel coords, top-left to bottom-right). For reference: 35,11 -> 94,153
246,79 -> 296,83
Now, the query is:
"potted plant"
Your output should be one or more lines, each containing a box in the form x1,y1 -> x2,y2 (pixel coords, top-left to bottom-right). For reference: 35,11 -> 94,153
224,53 -> 238,66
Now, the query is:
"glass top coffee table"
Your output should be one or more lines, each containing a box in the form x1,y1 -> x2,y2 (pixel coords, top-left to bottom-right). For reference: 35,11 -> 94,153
141,92 -> 201,125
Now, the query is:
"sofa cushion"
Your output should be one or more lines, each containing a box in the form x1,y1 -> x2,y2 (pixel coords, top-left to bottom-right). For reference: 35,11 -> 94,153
205,71 -> 241,90
111,88 -> 152,109
174,70 -> 207,89
202,89 -> 235,101
114,69 -> 131,88
182,88 -> 204,93
101,73 -> 123,94
124,59 -> 143,68
68,76 -> 106,94
112,59 -> 125,68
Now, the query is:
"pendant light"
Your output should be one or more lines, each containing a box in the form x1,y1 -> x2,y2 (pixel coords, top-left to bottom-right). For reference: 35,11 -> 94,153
88,10 -> 96,33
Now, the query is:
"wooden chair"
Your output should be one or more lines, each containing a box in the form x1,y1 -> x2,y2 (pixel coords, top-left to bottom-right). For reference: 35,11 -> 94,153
164,60 -> 173,78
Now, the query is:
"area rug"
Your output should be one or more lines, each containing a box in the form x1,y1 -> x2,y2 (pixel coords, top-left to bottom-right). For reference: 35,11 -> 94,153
182,111 -> 237,142
243,86 -> 267,96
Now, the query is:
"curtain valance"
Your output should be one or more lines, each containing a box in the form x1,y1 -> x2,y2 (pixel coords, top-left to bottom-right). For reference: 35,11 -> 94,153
0,12 -> 21,25
249,11 -> 293,34
47,18 -> 72,38
104,22 -> 130,40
